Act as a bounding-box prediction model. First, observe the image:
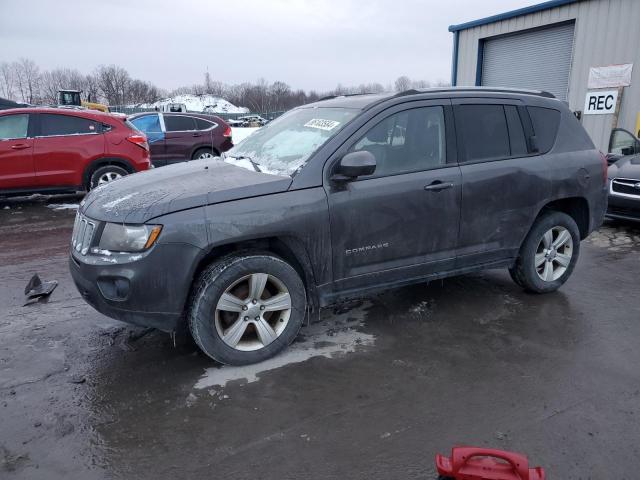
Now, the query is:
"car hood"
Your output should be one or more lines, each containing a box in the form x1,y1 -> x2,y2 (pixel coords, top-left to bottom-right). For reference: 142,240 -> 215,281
608,154 -> 640,180
81,160 -> 292,223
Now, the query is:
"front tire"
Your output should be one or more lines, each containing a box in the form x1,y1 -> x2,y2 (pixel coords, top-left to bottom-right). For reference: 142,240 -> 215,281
188,254 -> 306,365
509,211 -> 580,293
88,165 -> 129,190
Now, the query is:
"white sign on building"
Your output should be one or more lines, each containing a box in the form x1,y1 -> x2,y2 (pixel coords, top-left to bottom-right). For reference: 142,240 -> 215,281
587,63 -> 633,89
584,89 -> 619,115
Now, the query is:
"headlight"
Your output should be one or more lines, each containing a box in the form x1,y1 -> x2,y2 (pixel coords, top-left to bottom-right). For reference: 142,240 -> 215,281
97,223 -> 162,252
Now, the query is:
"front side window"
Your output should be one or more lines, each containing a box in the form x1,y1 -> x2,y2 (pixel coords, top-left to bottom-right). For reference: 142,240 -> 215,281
349,106 -> 446,177
457,105 -> 510,161
39,114 -> 98,137
609,128 -> 640,156
0,114 -> 29,140
130,114 -> 163,143
164,115 -> 196,132
225,107 -> 358,176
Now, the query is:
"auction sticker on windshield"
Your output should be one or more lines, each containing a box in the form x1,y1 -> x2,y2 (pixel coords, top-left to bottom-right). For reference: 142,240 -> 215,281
304,119 -> 340,131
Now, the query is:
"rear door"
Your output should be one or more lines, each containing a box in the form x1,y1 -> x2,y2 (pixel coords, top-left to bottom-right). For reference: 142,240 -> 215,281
33,113 -> 103,187
325,100 -> 462,292
453,98 -> 550,266
163,114 -> 198,163
0,113 -> 36,190
130,113 -> 166,166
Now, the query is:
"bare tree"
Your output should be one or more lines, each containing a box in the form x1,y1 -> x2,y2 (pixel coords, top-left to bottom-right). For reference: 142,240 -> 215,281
14,58 -> 40,103
394,75 -> 411,92
0,62 -> 15,99
96,64 -> 131,105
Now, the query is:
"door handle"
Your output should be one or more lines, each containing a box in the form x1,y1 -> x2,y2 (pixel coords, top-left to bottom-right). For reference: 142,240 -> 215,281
192,133 -> 201,137
424,181 -> 453,192
11,143 -> 30,150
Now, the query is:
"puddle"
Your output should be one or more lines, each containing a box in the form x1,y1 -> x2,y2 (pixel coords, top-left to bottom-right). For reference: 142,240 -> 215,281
194,302 -> 375,389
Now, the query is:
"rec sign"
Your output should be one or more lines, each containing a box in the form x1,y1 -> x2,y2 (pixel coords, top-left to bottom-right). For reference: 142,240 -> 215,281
584,89 -> 618,115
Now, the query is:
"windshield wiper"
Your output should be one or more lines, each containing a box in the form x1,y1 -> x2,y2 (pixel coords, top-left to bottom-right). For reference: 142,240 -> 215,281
226,155 -> 262,173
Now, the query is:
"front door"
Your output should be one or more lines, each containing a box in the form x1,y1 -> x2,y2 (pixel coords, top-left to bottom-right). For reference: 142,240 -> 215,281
163,114 -> 197,164
324,101 -> 461,292
0,113 -> 35,190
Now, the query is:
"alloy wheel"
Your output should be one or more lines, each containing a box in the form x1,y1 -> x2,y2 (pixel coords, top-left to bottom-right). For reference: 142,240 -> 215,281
97,171 -> 123,185
214,273 -> 292,351
535,226 -> 573,282
199,152 -> 214,159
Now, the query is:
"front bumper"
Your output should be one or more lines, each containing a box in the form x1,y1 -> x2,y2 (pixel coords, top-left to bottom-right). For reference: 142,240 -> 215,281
69,242 -> 202,332
606,192 -> 640,223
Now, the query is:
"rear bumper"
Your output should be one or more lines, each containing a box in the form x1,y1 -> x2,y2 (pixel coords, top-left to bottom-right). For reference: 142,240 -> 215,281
69,242 -> 202,332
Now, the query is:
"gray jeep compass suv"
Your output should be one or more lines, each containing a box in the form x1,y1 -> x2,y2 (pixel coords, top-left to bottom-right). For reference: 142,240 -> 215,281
70,88 -> 607,365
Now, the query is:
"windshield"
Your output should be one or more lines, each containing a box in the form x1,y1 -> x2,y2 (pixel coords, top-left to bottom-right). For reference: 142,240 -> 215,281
225,107 -> 358,176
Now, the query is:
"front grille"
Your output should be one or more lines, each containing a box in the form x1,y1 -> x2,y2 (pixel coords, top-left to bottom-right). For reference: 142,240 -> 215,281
71,213 -> 97,255
611,178 -> 640,198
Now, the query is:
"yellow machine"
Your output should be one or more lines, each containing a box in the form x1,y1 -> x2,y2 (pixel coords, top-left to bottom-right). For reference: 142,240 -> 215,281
58,89 -> 109,113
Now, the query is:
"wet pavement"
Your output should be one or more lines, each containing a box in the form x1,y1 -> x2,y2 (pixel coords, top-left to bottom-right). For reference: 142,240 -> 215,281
1,194 -> 640,479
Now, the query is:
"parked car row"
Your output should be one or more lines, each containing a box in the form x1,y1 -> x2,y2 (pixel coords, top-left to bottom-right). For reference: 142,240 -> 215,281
0,107 -> 151,195
227,115 -> 269,128
0,107 -> 235,195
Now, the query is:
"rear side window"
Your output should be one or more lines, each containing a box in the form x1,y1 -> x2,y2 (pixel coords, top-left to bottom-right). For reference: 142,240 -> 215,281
164,115 -> 196,132
39,114 -> 98,136
195,118 -> 215,130
0,114 -> 29,139
456,105 -> 510,161
528,106 -> 560,154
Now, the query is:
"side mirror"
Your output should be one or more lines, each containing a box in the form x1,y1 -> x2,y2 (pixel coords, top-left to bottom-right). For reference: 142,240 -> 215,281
332,151 -> 376,180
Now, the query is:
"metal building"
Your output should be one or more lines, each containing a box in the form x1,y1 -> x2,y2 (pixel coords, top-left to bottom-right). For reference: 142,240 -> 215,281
449,0 -> 640,151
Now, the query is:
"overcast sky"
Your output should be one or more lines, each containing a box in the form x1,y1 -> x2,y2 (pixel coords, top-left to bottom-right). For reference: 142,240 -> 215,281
0,0 -> 534,92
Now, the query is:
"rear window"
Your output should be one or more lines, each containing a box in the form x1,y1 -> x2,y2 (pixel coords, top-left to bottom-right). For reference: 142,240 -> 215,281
528,106 -> 560,154
39,114 -> 98,136
164,115 -> 196,132
457,104 -> 510,161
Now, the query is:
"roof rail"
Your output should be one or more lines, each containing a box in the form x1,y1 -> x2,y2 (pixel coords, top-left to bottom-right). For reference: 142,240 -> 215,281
394,86 -> 556,99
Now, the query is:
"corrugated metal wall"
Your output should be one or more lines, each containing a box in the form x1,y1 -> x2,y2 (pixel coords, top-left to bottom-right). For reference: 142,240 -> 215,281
454,0 -> 640,151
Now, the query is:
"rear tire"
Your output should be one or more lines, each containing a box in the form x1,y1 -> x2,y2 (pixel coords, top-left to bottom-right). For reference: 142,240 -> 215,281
88,165 -> 129,190
509,211 -> 580,293
188,253 -> 306,365
192,148 -> 217,160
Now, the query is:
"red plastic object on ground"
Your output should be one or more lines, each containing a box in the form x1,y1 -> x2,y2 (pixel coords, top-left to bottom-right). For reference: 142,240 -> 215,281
435,447 -> 545,480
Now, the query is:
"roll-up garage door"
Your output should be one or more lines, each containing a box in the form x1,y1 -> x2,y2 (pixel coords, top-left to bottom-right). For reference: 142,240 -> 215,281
481,22 -> 575,100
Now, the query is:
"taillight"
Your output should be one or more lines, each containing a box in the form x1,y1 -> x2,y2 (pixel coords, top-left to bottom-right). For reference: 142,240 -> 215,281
599,151 -> 608,187
127,134 -> 149,151
223,126 -> 232,138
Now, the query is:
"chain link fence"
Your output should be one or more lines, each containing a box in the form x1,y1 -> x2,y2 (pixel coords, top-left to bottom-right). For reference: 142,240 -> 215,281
108,105 -> 286,122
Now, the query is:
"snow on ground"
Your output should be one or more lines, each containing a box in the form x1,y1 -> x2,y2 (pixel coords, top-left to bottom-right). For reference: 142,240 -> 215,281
230,127 -> 260,144
194,302 -> 375,389
137,94 -> 248,114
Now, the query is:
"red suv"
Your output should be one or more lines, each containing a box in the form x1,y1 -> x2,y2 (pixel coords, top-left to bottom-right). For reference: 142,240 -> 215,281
0,107 -> 151,195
